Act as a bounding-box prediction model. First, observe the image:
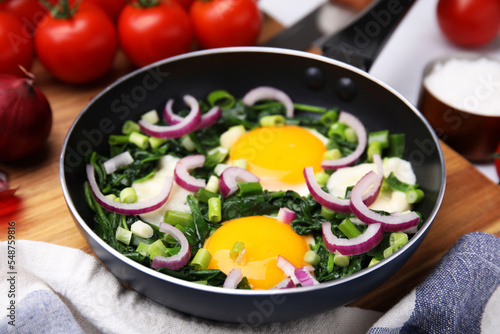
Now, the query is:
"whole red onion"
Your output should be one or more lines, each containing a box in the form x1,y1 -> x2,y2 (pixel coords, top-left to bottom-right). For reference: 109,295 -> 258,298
0,73 -> 52,162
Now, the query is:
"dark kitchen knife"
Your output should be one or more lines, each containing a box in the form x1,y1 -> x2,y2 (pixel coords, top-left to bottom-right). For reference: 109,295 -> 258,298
264,0 -> 416,72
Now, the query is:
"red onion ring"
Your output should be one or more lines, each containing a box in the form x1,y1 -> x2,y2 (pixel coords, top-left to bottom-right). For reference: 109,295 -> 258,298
350,171 -> 420,232
139,98 -> 201,138
151,223 -> 191,270
103,151 -> 134,174
277,207 -> 296,224
271,277 -> 295,289
322,221 -> 383,256
222,268 -> 243,289
86,164 -> 173,215
174,155 -> 206,192
164,95 -> 222,130
294,266 -> 319,287
276,255 -> 299,285
303,166 -> 351,213
321,111 -> 367,169
362,153 -> 383,207
219,166 -> 259,197
242,86 -> 294,118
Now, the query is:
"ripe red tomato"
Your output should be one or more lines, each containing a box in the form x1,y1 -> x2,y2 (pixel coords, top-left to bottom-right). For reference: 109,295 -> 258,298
34,2 -> 118,84
70,0 -> 126,22
437,0 -> 500,47
0,12 -> 34,76
118,1 -> 193,68
0,0 -> 49,34
173,0 -> 194,11
189,0 -> 262,49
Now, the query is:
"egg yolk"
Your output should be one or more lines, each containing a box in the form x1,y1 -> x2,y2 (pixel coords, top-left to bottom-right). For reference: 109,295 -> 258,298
204,216 -> 310,290
229,125 -> 326,192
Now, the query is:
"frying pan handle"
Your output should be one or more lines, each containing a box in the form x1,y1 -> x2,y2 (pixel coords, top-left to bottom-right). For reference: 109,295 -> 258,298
322,0 -> 416,72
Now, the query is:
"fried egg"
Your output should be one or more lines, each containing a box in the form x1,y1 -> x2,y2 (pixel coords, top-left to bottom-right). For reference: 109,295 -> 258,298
229,125 -> 328,195
204,215 -> 311,290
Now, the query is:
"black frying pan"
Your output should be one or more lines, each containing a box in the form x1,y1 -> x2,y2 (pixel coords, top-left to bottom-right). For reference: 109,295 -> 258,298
60,0 -> 445,324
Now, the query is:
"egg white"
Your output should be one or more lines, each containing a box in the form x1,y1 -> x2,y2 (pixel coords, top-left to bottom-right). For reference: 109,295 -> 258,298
132,155 -> 193,226
326,157 -> 417,213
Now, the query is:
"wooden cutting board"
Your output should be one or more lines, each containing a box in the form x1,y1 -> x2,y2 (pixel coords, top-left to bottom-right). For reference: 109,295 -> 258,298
1,14 -> 499,313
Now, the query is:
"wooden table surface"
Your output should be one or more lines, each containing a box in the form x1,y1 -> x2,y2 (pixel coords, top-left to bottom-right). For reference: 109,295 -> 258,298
1,14 -> 500,314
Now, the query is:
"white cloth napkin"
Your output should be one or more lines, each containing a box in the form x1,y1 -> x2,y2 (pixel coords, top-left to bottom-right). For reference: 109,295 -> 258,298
1,232 -> 499,333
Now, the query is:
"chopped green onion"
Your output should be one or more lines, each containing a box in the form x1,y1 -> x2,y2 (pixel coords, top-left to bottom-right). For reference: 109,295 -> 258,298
406,189 -> 425,204
237,182 -> 262,197
327,253 -> 335,273
108,135 -> 129,146
137,240 -> 166,259
328,122 -> 348,139
323,148 -> 342,160
116,226 -> 132,245
385,173 -> 418,193
368,257 -> 381,267
387,133 -> 405,158
320,110 -> 339,127
131,220 -> 154,238
119,187 -> 137,203
338,218 -> 362,239
315,171 -> 329,186
194,188 -> 218,203
334,253 -> 350,267
193,280 -> 208,285
389,232 -> 408,248
260,115 -> 285,127
344,127 -> 357,143
141,109 -> 159,124
163,210 -> 193,227
205,147 -> 229,168
220,125 -> 246,149
207,90 -> 235,110
367,141 -> 382,162
122,120 -> 140,135
149,137 -> 167,149
84,181 -> 96,212
191,248 -> 212,270
321,206 -> 337,220
232,159 -> 247,169
368,130 -> 389,149
304,250 -> 320,266
205,175 -> 219,194
208,197 -> 222,223
105,193 -> 119,202
129,131 -> 149,149
293,103 -> 327,113
230,241 -> 246,263
181,135 -> 196,151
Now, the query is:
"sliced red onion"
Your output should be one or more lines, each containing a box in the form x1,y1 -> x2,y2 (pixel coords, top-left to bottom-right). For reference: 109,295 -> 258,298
198,106 -> 222,129
86,164 -> 173,215
164,96 -> 221,130
322,221 -> 383,256
276,255 -> 299,285
174,155 -> 206,192
222,268 -> 243,289
271,277 -> 295,289
277,207 -> 296,224
103,151 -> 134,174
242,86 -> 294,118
294,266 -> 319,287
219,166 -> 259,197
151,223 -> 191,270
303,166 -> 351,213
139,98 -> 201,138
321,111 -> 367,169
350,171 -> 420,232
362,153 -> 383,207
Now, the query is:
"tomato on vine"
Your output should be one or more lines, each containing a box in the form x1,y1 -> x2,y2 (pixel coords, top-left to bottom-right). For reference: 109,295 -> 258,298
189,0 -> 262,49
118,0 -> 193,68
0,12 -> 34,76
34,1 -> 118,84
437,0 -> 500,47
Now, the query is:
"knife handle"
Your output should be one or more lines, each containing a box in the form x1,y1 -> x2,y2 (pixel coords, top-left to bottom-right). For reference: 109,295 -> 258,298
322,0 -> 415,71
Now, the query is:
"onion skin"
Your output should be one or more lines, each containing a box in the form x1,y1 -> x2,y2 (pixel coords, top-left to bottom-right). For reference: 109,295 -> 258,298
0,75 -> 52,162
